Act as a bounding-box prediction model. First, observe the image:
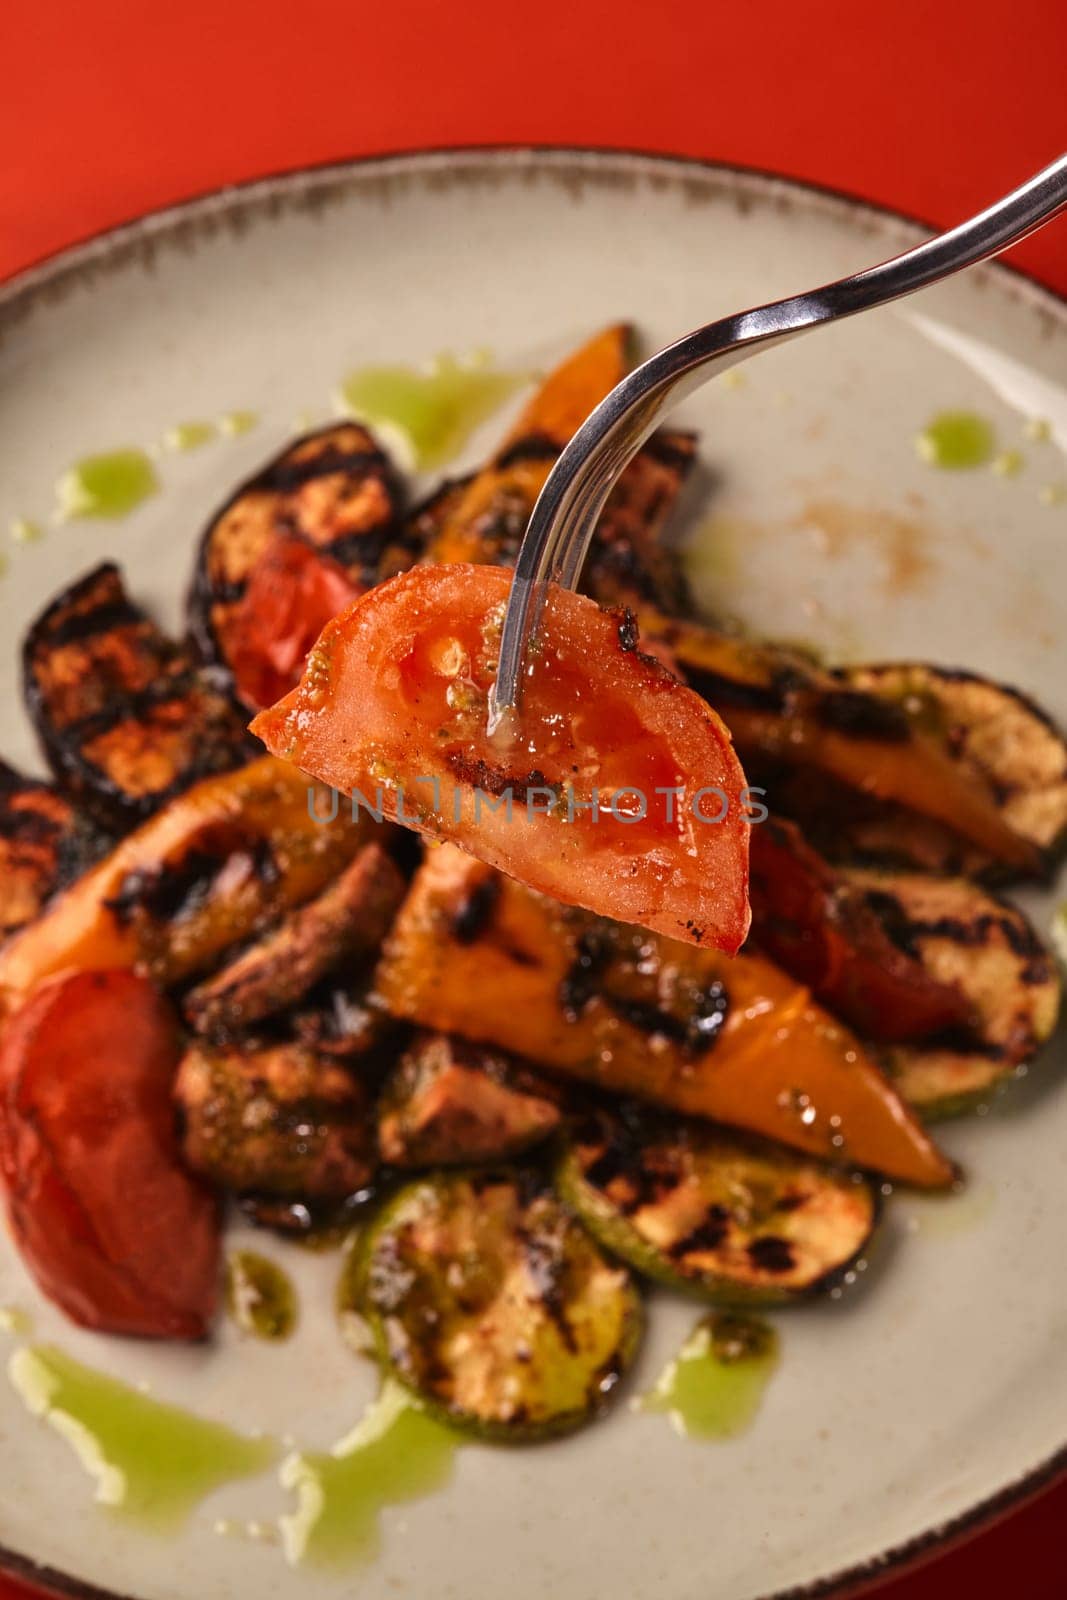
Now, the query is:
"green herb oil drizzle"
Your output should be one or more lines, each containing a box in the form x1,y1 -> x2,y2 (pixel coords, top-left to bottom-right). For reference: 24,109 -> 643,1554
636,1313 -> 779,1440
225,1250 -> 298,1341
339,353 -> 525,469
55,449 -> 159,520
279,1378 -> 460,1567
8,1344 -> 276,1530
915,411 -> 996,471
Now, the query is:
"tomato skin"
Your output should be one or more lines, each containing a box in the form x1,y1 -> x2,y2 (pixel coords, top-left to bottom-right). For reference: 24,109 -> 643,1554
0,971 -> 219,1339
251,563 -> 751,952
749,819 -> 975,1043
229,535 -> 363,710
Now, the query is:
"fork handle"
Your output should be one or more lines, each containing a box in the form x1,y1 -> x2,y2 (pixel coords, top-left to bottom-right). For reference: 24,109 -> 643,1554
490,153 -> 1067,727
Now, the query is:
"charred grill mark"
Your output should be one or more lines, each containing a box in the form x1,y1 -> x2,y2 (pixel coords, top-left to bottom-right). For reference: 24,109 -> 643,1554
36,595 -> 146,651
106,833 -> 279,925
256,446 -> 390,494
443,751 -> 552,804
683,664 -> 795,715
493,433 -> 561,470
517,1223 -> 577,1353
671,1205 -> 731,1258
617,609 -> 639,653
814,689 -> 912,742
640,430 -> 698,471
452,875 -> 501,943
747,1236 -> 795,1273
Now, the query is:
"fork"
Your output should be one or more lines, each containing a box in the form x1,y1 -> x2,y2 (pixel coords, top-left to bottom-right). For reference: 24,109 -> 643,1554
488,154 -> 1067,731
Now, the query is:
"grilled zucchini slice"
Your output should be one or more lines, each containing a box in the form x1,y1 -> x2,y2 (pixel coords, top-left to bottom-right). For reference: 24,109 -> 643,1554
188,422 -> 402,691
175,1038 -> 377,1200
842,663 -> 1067,873
844,869 -> 1061,1118
558,1107 -> 878,1305
354,1170 -> 642,1439
23,562 -> 250,827
377,1032 -> 564,1167
0,761 -> 108,938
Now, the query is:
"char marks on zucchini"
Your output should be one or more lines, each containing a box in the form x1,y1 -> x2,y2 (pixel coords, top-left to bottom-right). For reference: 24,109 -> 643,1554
841,662 -> 1067,873
844,868 -> 1061,1117
355,1170 -> 642,1439
23,562 -> 251,827
558,1106 -> 878,1303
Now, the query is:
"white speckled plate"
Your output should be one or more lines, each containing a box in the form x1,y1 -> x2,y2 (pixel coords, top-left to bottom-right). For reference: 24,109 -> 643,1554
1,149 -> 1066,1600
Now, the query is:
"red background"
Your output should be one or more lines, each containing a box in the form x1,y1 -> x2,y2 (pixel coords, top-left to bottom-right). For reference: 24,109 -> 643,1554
2,1 -> 1066,1596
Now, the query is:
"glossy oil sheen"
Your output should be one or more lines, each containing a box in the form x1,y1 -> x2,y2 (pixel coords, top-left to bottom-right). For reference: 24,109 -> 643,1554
915,410 -> 996,470
279,1379 -> 460,1567
225,1250 -> 298,1341
637,1313 -> 779,1439
8,1344 -> 276,1529
339,354 -> 524,468
55,448 -> 159,519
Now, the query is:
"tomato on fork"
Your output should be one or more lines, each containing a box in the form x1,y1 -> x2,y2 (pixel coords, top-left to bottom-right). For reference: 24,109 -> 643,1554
252,562 -> 751,951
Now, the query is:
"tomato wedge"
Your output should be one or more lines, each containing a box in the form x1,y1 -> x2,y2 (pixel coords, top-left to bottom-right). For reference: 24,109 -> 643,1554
252,563 -> 751,951
228,534 -> 363,710
0,971 -> 219,1338
749,818 -> 976,1042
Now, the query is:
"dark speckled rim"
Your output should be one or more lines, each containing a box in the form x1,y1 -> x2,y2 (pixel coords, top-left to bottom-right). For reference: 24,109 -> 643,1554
0,145 -> 1064,1600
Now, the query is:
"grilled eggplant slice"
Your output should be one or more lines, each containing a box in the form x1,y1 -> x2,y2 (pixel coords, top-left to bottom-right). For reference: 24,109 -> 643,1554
175,1039 -> 376,1199
0,757 -> 383,1012
557,1106 -> 878,1304
23,562 -> 251,827
0,761 -> 108,938
374,847 -> 953,1188
189,423 -> 402,701
354,1170 -> 642,1439
842,663 -> 1067,874
843,869 -> 1061,1118
184,842 -> 405,1035
378,1032 -> 564,1167
749,816 -> 973,1042
641,612 -> 1042,875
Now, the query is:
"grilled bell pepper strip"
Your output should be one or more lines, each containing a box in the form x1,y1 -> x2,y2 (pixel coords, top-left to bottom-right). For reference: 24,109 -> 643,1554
425,324 -> 630,566
373,847 -> 954,1188
639,612 -> 1042,875
0,756 -> 382,1017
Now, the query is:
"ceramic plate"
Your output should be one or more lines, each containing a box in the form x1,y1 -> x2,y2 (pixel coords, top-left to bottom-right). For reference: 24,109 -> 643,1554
1,149 -> 1066,1600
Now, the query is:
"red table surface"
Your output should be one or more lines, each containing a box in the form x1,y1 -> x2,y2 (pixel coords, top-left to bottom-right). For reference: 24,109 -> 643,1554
2,3 -> 1066,1597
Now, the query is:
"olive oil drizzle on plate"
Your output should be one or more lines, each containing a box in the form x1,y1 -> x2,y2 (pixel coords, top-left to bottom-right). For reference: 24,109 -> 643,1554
279,1378 -> 460,1568
8,1344 -> 277,1530
636,1313 -> 779,1440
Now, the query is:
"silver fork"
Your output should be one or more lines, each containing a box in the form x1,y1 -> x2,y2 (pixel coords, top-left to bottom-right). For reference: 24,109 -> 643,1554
489,154 -> 1067,731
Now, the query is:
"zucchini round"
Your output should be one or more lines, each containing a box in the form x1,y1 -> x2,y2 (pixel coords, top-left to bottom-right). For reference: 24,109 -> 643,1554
354,1169 -> 642,1441
843,868 -> 1061,1120
557,1108 -> 878,1305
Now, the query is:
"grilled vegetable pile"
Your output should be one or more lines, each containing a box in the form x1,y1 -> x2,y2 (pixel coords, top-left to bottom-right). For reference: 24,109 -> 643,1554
0,326 -> 1062,1449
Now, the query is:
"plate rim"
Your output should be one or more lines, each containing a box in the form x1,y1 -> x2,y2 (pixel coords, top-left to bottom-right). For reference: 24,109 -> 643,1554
0,142 -> 1064,1600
